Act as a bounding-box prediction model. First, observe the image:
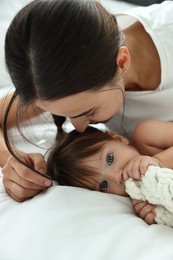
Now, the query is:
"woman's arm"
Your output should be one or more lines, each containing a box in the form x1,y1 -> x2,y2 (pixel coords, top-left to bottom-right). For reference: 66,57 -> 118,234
0,93 -> 19,166
0,92 -> 44,131
0,127 -> 11,166
0,93 -> 52,201
0,92 -> 46,165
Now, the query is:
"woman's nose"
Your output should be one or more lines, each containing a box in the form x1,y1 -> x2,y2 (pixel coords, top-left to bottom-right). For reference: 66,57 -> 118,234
70,118 -> 89,132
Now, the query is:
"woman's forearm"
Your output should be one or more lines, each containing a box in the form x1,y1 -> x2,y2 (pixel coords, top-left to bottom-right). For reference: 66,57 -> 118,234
0,92 -> 44,128
0,128 -> 11,167
0,92 -> 44,167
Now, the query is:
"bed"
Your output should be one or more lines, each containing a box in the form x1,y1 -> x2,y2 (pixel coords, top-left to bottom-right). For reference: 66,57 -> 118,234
1,1 -> 173,260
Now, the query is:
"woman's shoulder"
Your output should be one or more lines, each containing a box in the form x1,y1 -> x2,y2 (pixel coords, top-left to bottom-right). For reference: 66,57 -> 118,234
116,1 -> 173,30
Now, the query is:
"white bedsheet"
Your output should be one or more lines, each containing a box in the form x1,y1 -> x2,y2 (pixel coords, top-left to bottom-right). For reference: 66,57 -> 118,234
1,120 -> 173,260
1,163 -> 173,260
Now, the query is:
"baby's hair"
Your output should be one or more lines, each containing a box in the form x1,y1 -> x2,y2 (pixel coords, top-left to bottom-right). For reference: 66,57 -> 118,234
47,126 -> 114,191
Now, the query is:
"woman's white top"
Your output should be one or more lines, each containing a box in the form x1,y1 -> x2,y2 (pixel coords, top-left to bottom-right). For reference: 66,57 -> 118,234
106,1 -> 173,140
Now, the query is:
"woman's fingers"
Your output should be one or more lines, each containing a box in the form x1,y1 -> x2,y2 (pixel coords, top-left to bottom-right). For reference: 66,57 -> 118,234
2,169 -> 47,201
2,154 -> 52,201
4,155 -> 52,187
2,166 -> 48,190
24,153 -> 47,175
5,184 -> 43,202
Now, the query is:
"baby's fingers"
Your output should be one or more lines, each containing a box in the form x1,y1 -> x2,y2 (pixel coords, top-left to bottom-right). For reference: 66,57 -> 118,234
132,199 -> 156,225
138,158 -> 151,175
123,160 -> 141,180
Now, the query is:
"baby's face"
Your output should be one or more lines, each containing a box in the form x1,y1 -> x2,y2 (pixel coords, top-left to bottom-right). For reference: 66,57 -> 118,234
81,137 -> 139,196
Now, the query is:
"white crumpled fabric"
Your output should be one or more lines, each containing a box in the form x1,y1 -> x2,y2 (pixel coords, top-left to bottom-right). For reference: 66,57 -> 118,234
125,166 -> 173,227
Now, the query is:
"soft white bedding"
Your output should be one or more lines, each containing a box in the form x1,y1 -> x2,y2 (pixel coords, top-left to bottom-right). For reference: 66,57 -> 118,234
1,1 -> 173,260
1,116 -> 173,260
1,154 -> 173,260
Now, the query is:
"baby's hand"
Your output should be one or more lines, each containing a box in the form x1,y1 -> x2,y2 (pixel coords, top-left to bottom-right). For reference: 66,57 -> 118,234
132,199 -> 156,225
123,155 -> 160,181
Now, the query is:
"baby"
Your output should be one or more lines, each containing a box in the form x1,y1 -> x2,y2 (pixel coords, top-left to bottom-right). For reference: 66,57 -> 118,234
46,125 -> 160,195
46,122 -> 173,227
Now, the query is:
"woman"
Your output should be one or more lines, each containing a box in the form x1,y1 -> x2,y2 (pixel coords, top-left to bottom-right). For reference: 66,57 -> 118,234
1,0 -> 173,224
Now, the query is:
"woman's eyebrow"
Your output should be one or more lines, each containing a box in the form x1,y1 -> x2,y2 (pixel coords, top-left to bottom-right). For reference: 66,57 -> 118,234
70,108 -> 95,118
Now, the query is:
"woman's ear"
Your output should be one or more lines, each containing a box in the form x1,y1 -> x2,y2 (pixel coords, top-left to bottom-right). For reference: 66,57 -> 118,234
107,132 -> 129,144
116,46 -> 131,72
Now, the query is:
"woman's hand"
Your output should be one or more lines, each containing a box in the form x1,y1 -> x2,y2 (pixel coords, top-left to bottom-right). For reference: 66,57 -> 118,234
2,153 -> 52,202
132,199 -> 156,225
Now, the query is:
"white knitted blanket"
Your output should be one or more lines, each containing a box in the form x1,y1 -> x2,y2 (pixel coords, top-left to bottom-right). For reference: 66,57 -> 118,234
125,166 -> 173,227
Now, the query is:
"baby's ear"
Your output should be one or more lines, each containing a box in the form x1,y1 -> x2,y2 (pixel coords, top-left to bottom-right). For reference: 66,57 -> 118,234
107,132 -> 129,144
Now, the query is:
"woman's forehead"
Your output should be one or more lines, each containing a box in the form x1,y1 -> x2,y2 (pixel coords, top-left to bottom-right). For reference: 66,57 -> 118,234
35,92 -> 95,115
35,87 -> 110,116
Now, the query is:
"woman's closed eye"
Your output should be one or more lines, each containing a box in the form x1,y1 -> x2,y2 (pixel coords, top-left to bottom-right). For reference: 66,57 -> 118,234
87,109 -> 95,117
106,153 -> 114,166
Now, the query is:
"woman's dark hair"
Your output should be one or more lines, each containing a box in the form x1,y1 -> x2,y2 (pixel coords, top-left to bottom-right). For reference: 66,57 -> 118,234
47,126 -> 114,190
5,0 -> 123,105
3,0 -> 124,175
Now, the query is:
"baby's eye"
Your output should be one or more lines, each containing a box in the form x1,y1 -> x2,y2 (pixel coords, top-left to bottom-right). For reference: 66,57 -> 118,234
99,180 -> 108,191
106,153 -> 114,166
